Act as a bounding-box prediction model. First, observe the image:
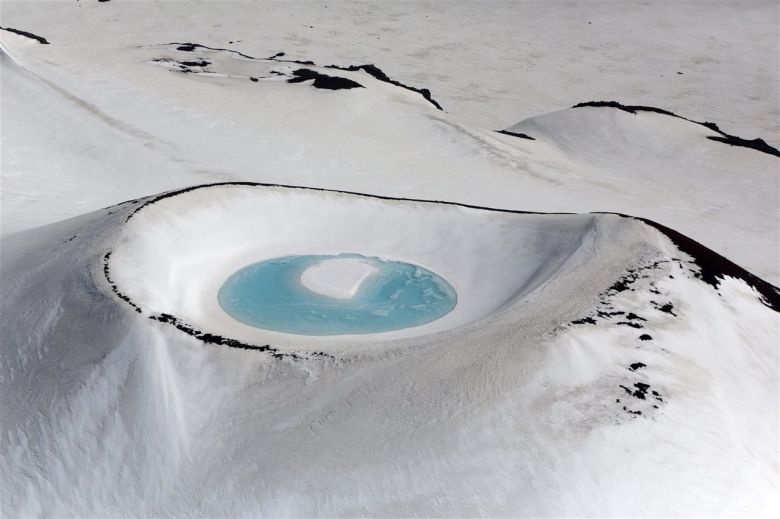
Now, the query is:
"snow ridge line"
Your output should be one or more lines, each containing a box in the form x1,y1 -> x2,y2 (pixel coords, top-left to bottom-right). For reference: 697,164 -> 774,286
323,63 -> 443,110
495,129 -> 536,140
105,182 -> 778,355
572,101 -> 780,158
163,42 -> 443,110
0,26 -> 49,44
629,215 -> 780,310
116,182 -> 778,312
102,251 -> 142,314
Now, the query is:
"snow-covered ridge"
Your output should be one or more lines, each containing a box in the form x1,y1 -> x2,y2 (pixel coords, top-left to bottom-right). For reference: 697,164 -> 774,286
3,182 -> 778,516
1,3 -> 778,511
0,26 -> 49,45
146,42 -> 442,106
568,101 -> 780,157
3,33 -> 775,286
107,184 -> 600,351
97,183 -> 779,357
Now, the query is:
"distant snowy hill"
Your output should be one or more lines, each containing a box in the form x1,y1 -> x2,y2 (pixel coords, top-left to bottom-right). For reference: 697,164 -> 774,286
1,2 -> 778,517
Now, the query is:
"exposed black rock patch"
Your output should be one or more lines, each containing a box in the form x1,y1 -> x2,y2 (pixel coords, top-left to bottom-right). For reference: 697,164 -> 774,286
628,362 -> 646,371
287,68 -> 364,90
573,100 -> 676,117
570,316 -> 597,325
707,135 -> 780,157
152,313 -> 270,355
639,334 -> 653,341
633,216 -> 780,312
103,252 -> 141,314
597,310 -> 625,318
606,269 -> 643,294
654,302 -> 677,316
590,212 -> 780,313
0,26 -> 49,44
617,321 -> 643,329
161,42 -> 441,108
326,63 -> 443,110
571,264 -> 667,327
150,58 -> 216,76
633,382 -> 650,398
179,60 -> 210,67
608,279 -> 635,294
572,100 -> 780,158
618,375 -> 664,419
495,130 -> 536,140
149,312 -> 331,360
620,382 -> 650,400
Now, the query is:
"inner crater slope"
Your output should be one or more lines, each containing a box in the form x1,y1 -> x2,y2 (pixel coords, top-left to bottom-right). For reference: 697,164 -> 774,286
107,184 -> 604,350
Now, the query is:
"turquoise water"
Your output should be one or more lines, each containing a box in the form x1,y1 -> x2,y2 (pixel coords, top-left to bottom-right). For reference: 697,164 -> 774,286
218,254 -> 457,335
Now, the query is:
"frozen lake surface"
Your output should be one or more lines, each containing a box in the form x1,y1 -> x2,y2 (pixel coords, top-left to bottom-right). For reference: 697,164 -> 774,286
218,253 -> 457,335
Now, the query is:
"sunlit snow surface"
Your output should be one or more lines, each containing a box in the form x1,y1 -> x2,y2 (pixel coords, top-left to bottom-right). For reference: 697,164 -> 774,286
218,254 -> 457,335
1,2 -> 779,517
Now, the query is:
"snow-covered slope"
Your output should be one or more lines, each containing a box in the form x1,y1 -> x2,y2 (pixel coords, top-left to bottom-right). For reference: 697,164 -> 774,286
506,104 -> 780,282
2,0 -> 778,145
2,184 -> 778,516
108,185 -> 603,347
2,29 -> 777,282
1,2 -> 779,517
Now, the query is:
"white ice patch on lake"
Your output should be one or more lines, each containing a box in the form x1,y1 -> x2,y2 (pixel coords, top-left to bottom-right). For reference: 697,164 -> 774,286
300,258 -> 378,299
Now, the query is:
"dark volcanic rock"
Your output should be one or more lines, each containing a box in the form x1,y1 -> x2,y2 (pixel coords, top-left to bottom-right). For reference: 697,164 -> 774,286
572,100 -> 780,158
496,130 -> 536,140
0,26 -> 49,44
287,68 -> 364,90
